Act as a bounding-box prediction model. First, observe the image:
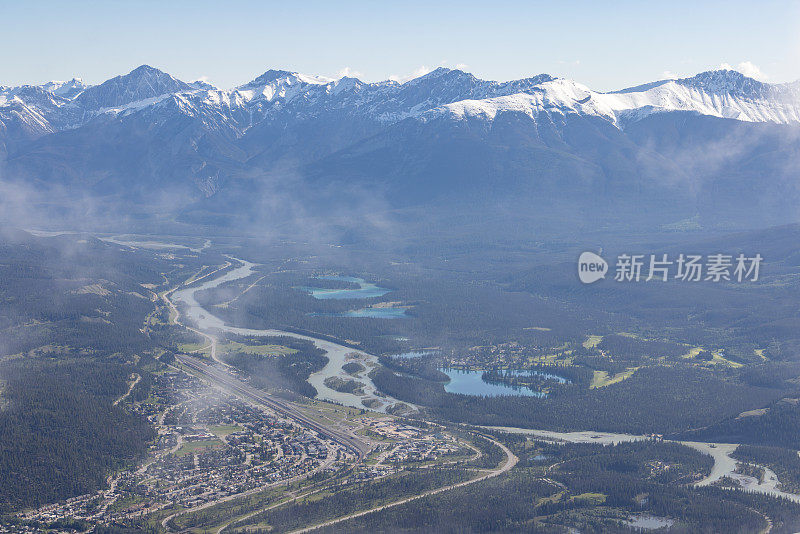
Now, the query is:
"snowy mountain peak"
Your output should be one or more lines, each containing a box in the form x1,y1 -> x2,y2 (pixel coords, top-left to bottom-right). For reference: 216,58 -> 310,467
428,72 -> 800,127
244,70 -> 332,88
0,85 -> 76,118
128,64 -> 168,77
74,65 -> 191,110
421,66 -> 459,78
245,69 -> 296,87
331,76 -> 364,94
236,70 -> 335,105
41,78 -> 88,99
427,77 -> 607,122
675,70 -> 770,99
407,67 -> 477,85
189,79 -> 217,91
513,73 -> 556,86
615,72 -> 800,123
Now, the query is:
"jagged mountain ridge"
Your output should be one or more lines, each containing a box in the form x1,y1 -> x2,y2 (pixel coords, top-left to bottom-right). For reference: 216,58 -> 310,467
2,65 -> 800,231
4,65 -> 798,143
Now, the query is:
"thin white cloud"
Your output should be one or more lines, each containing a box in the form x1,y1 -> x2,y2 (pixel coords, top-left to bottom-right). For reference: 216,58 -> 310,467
336,66 -> 364,79
388,60 -> 468,83
389,65 -> 434,83
717,61 -> 769,81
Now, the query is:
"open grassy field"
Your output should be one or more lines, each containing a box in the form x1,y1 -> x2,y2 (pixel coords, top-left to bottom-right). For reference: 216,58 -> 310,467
590,368 -> 638,388
217,341 -> 297,357
175,438 -> 225,457
209,425 -> 244,439
178,342 -> 211,354
583,335 -> 603,349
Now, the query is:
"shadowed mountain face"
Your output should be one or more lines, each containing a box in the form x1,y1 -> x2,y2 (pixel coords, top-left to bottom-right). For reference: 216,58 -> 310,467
1,65 -> 800,234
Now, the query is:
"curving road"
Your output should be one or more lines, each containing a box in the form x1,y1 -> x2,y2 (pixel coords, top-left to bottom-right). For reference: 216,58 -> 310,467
286,434 -> 518,534
113,373 -> 140,406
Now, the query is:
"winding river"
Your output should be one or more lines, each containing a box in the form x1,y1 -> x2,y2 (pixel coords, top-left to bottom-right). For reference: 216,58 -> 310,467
94,237 -> 800,505
485,426 -> 800,503
171,258 -> 412,414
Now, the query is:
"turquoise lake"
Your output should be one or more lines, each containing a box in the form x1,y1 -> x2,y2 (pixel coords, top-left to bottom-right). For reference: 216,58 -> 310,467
310,306 -> 408,318
299,275 -> 391,300
439,368 -> 569,397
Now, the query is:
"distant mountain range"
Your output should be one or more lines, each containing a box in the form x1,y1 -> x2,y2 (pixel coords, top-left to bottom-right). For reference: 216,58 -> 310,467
2,65 -> 800,233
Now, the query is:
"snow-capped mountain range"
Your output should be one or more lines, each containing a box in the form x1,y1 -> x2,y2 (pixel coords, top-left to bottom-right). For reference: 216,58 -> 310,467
2,64 -> 800,230
3,65 -> 799,139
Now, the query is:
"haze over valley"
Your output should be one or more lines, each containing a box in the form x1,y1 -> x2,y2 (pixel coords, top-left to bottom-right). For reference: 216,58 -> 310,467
4,13 -> 800,531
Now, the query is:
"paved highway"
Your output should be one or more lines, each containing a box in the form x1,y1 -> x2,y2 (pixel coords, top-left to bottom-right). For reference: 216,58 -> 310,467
176,354 -> 371,459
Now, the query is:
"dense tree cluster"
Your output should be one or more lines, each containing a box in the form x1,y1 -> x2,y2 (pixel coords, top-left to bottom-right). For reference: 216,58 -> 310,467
677,400 -> 800,449
372,366 -> 784,435
733,444 -> 800,493
0,232 -> 192,512
0,359 -> 154,511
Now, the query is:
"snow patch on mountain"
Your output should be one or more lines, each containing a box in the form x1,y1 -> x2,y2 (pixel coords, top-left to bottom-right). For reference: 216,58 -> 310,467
429,71 -> 800,127
74,65 -> 192,111
237,70 -> 333,103
609,79 -> 800,123
428,79 -> 614,122
41,78 -> 89,99
95,93 -> 176,116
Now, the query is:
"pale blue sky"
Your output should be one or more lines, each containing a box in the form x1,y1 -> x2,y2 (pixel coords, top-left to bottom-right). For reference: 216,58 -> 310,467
2,0 -> 799,90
